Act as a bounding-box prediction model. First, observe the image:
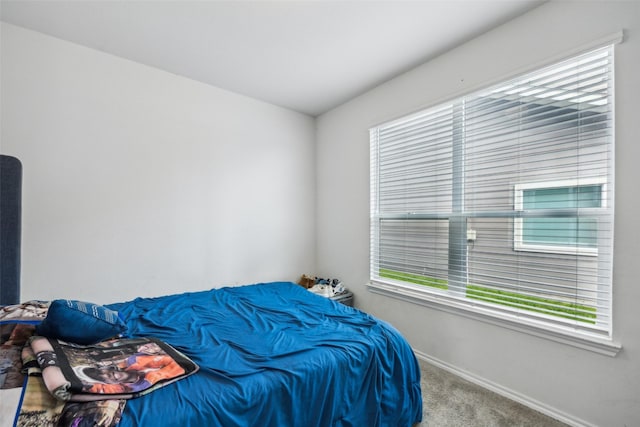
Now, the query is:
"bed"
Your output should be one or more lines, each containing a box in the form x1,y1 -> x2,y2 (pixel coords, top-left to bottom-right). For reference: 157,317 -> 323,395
1,281 -> 423,426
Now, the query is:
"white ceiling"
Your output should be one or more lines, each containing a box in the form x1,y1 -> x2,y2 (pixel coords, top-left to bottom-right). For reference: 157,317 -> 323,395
0,0 -> 544,116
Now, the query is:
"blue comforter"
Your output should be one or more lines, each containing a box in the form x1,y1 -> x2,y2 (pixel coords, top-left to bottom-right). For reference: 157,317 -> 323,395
107,282 -> 422,426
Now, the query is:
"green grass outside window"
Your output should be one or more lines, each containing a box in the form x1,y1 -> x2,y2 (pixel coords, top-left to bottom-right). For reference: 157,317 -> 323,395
378,268 -> 596,324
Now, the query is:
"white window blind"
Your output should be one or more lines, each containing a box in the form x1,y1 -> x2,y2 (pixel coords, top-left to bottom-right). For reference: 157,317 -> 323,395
370,46 -> 615,341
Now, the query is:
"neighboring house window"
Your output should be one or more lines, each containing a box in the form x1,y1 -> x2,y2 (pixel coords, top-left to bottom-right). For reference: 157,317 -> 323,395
369,45 -> 616,348
514,179 -> 606,256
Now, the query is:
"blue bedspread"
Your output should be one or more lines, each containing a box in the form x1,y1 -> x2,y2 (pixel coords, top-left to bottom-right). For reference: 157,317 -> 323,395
107,282 -> 422,426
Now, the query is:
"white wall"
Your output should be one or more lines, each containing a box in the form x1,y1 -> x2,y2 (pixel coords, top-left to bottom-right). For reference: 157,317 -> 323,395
316,1 -> 640,426
0,22 -> 316,303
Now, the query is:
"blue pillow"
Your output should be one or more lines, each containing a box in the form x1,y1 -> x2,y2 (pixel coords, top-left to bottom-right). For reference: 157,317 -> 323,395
35,299 -> 127,345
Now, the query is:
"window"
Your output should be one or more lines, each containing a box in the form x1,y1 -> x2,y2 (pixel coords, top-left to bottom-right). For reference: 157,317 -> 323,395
514,179 -> 606,256
369,45 -> 616,348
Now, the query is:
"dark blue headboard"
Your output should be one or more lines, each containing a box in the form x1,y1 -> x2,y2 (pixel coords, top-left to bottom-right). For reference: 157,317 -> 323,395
0,155 -> 22,305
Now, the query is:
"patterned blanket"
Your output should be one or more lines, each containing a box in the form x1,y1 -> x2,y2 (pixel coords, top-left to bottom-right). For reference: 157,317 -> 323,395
2,302 -> 198,427
1,301 -> 49,389
15,375 -> 125,427
16,337 -> 197,427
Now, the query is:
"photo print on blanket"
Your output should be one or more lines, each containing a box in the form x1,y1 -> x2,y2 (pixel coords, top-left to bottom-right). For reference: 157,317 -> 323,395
16,336 -> 198,426
26,336 -> 199,401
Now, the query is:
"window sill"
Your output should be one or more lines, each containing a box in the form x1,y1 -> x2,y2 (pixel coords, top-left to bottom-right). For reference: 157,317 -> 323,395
367,280 -> 622,357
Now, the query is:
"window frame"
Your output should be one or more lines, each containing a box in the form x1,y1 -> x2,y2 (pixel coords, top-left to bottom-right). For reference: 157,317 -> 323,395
368,41 -> 621,356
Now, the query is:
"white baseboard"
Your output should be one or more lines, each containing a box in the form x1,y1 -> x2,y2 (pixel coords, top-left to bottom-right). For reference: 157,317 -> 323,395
413,349 -> 597,427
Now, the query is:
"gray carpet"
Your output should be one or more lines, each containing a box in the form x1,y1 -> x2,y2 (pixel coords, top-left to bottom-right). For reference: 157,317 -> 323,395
417,358 -> 570,427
